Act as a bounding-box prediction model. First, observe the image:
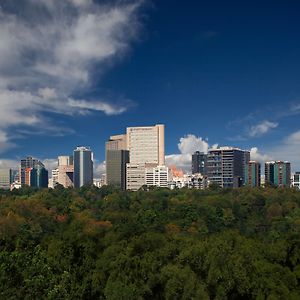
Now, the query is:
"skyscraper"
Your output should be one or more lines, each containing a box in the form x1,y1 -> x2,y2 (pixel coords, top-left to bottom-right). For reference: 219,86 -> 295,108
58,156 -> 74,188
126,124 -> 165,165
106,150 -> 129,190
265,161 -> 291,187
245,161 -> 261,187
192,151 -> 207,175
30,163 -> 48,188
20,157 -> 48,188
207,147 -> 250,188
126,124 -> 165,190
73,147 -> 93,188
20,156 -> 39,186
106,134 -> 127,151
0,168 -> 12,190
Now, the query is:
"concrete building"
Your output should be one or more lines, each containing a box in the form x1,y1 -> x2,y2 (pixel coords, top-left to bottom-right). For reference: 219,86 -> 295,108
58,156 -> 73,166
20,156 -> 40,186
106,134 -> 127,151
145,165 -> 170,188
292,172 -> 300,189
106,150 -> 129,190
58,156 -> 74,188
192,151 -> 207,175
169,173 -> 209,190
126,163 -> 146,191
245,161 -> 261,187
207,147 -> 250,188
126,124 -> 165,165
265,161 -> 291,187
0,168 -> 12,190
73,146 -> 93,188
126,124 -> 165,191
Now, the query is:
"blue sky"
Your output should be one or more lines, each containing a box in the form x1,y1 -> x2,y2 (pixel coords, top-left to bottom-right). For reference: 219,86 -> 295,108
0,0 -> 300,174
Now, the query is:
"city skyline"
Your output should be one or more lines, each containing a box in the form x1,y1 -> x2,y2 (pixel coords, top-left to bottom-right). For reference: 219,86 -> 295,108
0,1 -> 300,174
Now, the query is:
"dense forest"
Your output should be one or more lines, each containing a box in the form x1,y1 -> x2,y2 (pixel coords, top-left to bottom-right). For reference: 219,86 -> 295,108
0,185 -> 300,299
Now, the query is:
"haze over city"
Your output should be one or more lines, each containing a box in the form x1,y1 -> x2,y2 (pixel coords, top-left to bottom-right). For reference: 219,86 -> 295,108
0,0 -> 300,175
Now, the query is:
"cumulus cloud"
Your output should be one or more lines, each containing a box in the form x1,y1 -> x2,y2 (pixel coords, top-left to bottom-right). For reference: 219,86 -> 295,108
250,147 -> 272,162
166,135 -> 209,173
0,0 -> 144,151
248,121 -> 278,137
94,160 -> 106,178
266,130 -> 300,170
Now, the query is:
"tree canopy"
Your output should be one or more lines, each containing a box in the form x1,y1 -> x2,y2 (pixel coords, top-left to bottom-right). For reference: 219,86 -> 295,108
0,186 -> 300,299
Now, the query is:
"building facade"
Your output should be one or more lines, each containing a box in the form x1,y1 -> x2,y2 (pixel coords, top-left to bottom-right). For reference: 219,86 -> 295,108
126,163 -> 146,191
106,150 -> 129,190
207,147 -> 250,188
265,161 -> 291,187
192,151 -> 207,175
245,161 -> 261,187
126,124 -> 165,191
20,157 -> 40,186
126,124 -> 165,165
145,165 -> 170,188
292,172 -> 300,189
73,147 -> 93,188
0,168 -> 12,190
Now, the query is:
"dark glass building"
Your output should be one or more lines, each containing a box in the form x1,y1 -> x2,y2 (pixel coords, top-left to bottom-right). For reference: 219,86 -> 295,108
73,146 -> 93,188
245,161 -> 261,187
192,151 -> 207,175
106,150 -> 129,190
265,161 -> 291,187
207,147 -> 250,188
30,163 -> 48,188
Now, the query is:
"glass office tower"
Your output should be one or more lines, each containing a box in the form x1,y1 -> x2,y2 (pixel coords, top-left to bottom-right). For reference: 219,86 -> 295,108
73,146 -> 93,188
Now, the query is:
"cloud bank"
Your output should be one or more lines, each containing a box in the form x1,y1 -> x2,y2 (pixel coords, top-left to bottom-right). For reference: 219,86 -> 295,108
0,0 -> 144,152
166,134 -> 210,172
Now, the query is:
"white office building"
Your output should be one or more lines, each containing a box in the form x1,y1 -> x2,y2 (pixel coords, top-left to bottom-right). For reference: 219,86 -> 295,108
145,165 -> 170,188
292,172 -> 300,189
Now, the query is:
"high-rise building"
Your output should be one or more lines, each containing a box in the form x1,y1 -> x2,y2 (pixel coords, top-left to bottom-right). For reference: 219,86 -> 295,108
292,172 -> 300,189
145,165 -> 170,188
207,147 -> 250,188
192,151 -> 207,175
73,147 -> 93,188
58,156 -> 73,166
0,168 -> 12,190
106,134 -> 127,151
20,156 -> 39,186
106,150 -> 129,190
30,163 -> 48,188
126,124 -> 165,165
126,124 -> 165,191
245,161 -> 261,187
58,156 -> 74,188
265,161 -> 291,187
106,134 -> 129,190
20,157 -> 48,188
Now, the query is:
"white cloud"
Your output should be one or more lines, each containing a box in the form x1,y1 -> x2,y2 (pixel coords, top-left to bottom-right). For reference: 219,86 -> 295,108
250,147 -> 272,162
265,130 -> 300,171
94,160 -> 106,178
166,134 -> 209,173
248,120 -> 278,137
286,130 -> 300,144
178,134 -> 209,154
0,0 -> 144,151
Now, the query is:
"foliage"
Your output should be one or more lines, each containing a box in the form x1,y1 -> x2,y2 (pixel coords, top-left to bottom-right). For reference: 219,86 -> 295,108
0,186 -> 300,299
